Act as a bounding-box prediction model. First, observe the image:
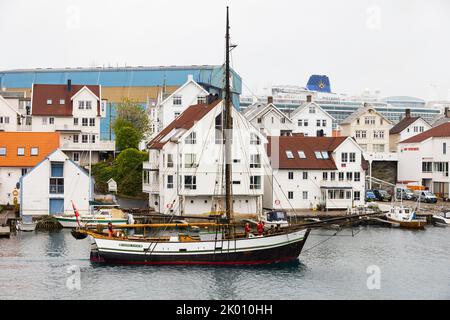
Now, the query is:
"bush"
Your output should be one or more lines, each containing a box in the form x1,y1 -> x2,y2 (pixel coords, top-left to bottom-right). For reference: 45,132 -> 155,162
113,148 -> 148,196
115,126 -> 141,151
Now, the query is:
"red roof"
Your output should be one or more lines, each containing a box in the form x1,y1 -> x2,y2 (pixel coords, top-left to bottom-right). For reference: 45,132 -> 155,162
389,116 -> 421,134
148,99 -> 221,149
400,122 -> 450,143
266,136 -> 347,170
32,84 -> 100,116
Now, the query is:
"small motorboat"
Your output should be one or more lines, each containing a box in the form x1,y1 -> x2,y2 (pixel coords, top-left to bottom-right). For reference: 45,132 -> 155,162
55,206 -> 129,228
262,210 -> 289,228
385,206 -> 426,229
16,215 -> 37,232
432,211 -> 450,226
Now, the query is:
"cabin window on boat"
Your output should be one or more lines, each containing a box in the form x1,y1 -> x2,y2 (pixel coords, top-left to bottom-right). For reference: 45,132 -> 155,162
184,154 -> 196,168
250,176 -> 261,189
184,176 -> 196,190
185,132 -> 197,144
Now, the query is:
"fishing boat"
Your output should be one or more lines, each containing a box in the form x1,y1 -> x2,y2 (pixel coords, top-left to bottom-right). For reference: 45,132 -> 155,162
385,206 -> 426,229
71,7 -> 311,266
55,205 -> 129,228
432,211 -> 450,226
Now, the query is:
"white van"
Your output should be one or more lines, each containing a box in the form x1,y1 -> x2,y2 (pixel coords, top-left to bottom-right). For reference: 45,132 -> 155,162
414,190 -> 437,203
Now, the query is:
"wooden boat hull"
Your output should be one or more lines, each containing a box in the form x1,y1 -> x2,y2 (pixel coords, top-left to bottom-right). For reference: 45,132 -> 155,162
89,229 -> 310,266
387,218 -> 426,229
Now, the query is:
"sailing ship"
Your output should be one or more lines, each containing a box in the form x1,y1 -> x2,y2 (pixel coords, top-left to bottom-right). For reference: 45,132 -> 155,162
72,7 -> 310,265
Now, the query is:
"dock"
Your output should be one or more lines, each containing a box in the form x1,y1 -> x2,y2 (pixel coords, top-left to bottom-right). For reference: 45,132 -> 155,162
0,226 -> 10,238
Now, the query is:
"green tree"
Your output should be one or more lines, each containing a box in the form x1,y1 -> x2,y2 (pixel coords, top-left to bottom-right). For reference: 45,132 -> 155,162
113,148 -> 148,196
113,98 -> 150,141
92,158 -> 115,193
115,126 -> 141,151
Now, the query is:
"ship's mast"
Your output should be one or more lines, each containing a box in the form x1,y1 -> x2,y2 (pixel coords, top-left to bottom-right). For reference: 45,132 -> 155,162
224,6 -> 233,222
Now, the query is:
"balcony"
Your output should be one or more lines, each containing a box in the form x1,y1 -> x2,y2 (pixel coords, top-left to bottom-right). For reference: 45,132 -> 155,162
55,124 -> 82,133
60,140 -> 115,151
143,183 -> 159,193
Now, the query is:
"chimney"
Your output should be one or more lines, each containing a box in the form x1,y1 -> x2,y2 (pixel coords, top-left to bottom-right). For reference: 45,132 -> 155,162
267,96 -> 273,104
67,79 -> 72,92
306,95 -> 312,103
187,74 -> 194,82
405,108 -> 411,118
445,107 -> 450,118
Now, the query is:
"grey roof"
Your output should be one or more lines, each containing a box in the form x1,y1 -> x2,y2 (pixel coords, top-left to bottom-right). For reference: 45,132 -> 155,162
340,104 -> 391,125
431,114 -> 450,127
289,101 -> 335,120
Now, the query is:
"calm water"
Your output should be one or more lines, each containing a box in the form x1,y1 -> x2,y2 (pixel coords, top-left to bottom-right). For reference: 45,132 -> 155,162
0,226 -> 449,300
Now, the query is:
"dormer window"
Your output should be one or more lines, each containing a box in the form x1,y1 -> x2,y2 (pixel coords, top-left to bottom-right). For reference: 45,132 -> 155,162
298,151 -> 306,159
286,151 -> 294,159
47,99 -> 52,105
321,151 -> 329,159
314,151 -> 323,159
59,99 -> 65,105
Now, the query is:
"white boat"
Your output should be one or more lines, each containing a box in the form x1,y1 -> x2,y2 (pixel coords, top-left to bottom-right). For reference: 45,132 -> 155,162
385,206 -> 426,229
432,211 -> 450,226
55,207 -> 129,228
262,210 -> 289,228
16,216 -> 37,232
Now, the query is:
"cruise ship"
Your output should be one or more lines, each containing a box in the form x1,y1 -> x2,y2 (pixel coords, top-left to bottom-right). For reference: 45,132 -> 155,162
240,75 -> 443,128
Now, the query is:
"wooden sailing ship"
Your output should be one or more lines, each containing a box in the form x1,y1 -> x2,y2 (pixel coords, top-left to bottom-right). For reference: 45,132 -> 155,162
71,7 -> 311,265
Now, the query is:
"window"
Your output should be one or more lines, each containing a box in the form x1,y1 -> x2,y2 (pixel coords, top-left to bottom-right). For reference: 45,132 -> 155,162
354,172 -> 361,182
142,170 -> 150,185
250,176 -> 261,189
59,99 -> 65,105
73,135 -> 79,143
173,95 -> 182,105
322,120 -> 326,127
91,135 -> 96,144
346,172 -> 353,181
316,119 -> 321,127
444,143 -> 447,155
330,172 -> 336,181
78,101 -> 85,109
250,154 -> 261,168
286,151 -> 294,159
356,118 -> 360,125
250,133 -> 260,145
321,151 -> 329,159
42,118 -> 48,125
17,147 -> 25,156
355,130 -> 367,139
373,144 -> 385,152
303,172 -> 308,180
354,191 -> 361,201
21,168 -> 28,176
302,191 -> 308,200
0,147 -> 6,156
365,116 -> 375,125
85,101 -> 92,110
197,96 -> 207,104
174,112 -> 180,118
184,175 -> 196,189
298,119 -> 303,127
167,175 -> 174,189
51,162 -> 64,177
167,154 -> 174,168
232,181 -> 241,185
74,118 -> 79,126
323,172 -> 328,180
49,117 -> 54,125
298,151 -> 306,159
338,172 -> 344,181
303,120 -> 308,127
373,130 -> 385,139
73,152 -> 80,162
288,191 -> 294,199
82,118 -> 88,126
49,178 -> 64,194
315,151 -> 323,159
82,134 -> 88,143
185,132 -> 197,144
89,118 -> 95,126
288,172 -> 294,180
309,106 -> 316,114
341,152 -> 348,163
349,153 -> 356,163
422,162 -> 432,172
31,147 -> 39,156
257,118 -> 262,124
281,118 -> 286,124
47,99 -> 52,105
346,191 -> 352,199
184,154 -> 196,168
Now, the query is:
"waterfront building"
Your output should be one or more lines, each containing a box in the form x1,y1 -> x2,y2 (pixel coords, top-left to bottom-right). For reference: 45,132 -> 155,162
397,122 -> 450,198
29,81 -> 114,165
340,105 -> 393,153
244,97 -> 293,136
264,135 -> 366,210
289,96 -> 334,137
143,99 -> 267,217
389,109 -> 431,152
152,75 -> 209,134
0,132 -> 60,205
21,149 -> 92,216
0,95 -> 22,131
0,65 -> 243,140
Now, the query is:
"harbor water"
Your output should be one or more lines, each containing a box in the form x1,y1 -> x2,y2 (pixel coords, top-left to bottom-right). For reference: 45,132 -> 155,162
0,226 -> 449,300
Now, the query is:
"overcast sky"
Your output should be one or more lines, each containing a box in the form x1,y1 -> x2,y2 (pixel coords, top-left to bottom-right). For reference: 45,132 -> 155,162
1,0 -> 449,100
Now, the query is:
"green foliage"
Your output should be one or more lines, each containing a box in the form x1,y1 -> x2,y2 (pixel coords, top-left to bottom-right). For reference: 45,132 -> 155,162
92,158 -> 115,193
115,126 -> 141,151
113,148 -> 148,196
113,98 -> 150,141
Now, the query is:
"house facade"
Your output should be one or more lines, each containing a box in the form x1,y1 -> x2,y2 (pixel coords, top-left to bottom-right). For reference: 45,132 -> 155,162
389,110 -> 431,152
290,99 -> 334,137
264,136 -> 366,210
397,122 -> 450,198
143,99 -> 268,218
244,100 -> 293,136
340,105 -> 392,153
0,132 -> 60,205
21,149 -> 92,216
30,81 -> 114,165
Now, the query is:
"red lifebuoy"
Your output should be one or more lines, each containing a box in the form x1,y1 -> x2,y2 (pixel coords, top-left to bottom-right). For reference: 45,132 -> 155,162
166,203 -> 173,209
275,200 -> 280,205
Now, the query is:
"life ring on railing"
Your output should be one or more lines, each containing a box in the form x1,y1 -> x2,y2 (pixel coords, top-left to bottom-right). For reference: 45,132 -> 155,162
274,200 -> 280,205
167,203 -> 173,209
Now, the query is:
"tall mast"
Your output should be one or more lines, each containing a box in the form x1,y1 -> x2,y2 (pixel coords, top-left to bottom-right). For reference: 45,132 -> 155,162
224,6 -> 233,222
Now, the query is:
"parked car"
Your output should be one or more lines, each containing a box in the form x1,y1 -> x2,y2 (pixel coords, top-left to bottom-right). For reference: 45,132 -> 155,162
365,190 -> 377,201
413,190 -> 438,203
395,188 -> 415,200
373,189 -> 392,202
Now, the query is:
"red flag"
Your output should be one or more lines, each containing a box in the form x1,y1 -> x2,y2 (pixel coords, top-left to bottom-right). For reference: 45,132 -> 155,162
71,201 -> 81,227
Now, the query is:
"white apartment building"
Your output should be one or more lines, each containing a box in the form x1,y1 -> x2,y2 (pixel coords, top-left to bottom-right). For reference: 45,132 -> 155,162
152,75 -> 209,134
143,99 -> 268,218
0,95 -> 21,132
244,99 -> 293,136
340,105 -> 393,153
389,110 -> 431,152
397,122 -> 450,198
264,136 -> 366,210
289,97 -> 334,137
21,149 -> 92,216
30,81 -> 114,165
